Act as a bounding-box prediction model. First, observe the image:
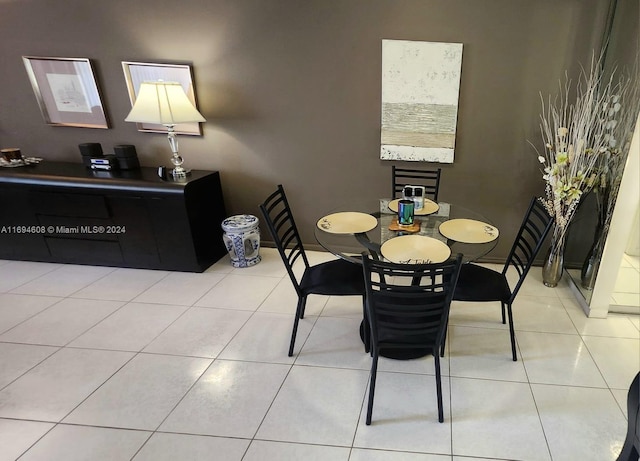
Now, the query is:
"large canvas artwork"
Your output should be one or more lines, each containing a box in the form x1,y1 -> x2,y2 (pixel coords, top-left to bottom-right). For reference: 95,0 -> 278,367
381,40 -> 463,163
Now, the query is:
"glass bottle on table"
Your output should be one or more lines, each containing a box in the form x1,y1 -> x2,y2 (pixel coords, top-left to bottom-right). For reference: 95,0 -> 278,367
398,199 -> 415,226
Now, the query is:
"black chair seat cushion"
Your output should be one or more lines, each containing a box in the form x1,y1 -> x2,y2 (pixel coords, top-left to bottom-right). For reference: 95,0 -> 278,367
453,263 -> 512,303
300,258 -> 364,296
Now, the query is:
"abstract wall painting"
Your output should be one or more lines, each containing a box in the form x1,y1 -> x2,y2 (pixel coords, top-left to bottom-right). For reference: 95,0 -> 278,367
381,40 -> 463,163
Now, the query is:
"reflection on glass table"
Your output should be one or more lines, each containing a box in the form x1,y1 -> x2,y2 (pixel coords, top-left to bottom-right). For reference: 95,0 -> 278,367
314,198 -> 499,264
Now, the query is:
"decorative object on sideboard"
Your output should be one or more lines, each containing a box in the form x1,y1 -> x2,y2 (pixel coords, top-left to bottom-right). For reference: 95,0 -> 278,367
79,143 -> 141,171
78,142 -> 104,167
157,166 -> 168,180
78,142 -> 116,171
125,81 -> 205,178
0,148 -> 42,168
89,156 -> 118,171
1,148 -> 23,162
113,145 -> 140,170
22,56 -> 109,129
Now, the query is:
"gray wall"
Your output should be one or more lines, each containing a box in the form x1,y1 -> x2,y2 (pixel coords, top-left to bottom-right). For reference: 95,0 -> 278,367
0,0 -> 611,260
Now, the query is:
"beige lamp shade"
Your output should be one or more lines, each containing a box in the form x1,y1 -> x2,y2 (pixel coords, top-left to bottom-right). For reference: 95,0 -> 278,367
125,81 -> 205,125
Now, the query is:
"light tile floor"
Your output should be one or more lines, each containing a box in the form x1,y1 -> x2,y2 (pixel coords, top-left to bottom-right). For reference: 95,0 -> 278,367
0,248 -> 638,461
611,253 -> 640,309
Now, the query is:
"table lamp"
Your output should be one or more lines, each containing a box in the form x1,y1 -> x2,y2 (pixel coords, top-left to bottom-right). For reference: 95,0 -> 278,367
125,81 -> 205,178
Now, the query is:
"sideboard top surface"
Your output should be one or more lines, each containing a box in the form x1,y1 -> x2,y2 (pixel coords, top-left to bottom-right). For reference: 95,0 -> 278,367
0,162 -> 218,194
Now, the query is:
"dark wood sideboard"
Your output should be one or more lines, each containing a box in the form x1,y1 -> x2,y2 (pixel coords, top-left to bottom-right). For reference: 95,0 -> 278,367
0,162 -> 228,272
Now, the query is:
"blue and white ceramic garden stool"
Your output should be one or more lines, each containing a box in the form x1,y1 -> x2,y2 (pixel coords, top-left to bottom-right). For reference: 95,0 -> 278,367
221,214 -> 262,268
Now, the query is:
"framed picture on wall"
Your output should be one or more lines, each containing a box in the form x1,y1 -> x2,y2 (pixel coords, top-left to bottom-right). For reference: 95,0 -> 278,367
122,61 -> 202,136
22,56 -> 109,129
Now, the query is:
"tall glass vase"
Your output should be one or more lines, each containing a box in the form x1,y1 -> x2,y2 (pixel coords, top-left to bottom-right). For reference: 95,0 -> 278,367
580,222 -> 606,290
542,236 -> 566,288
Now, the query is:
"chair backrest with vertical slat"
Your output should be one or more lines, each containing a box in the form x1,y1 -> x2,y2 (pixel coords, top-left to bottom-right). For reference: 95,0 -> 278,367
392,165 -> 442,201
503,197 -> 554,301
260,185 -> 310,294
362,254 -> 462,349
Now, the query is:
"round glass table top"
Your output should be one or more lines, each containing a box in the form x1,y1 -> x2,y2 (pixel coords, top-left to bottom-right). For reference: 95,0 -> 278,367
314,198 -> 499,264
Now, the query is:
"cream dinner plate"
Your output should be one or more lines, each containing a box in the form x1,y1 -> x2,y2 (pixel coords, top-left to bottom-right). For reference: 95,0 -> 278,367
380,235 -> 451,264
316,212 -> 378,234
388,198 -> 439,215
438,218 -> 499,243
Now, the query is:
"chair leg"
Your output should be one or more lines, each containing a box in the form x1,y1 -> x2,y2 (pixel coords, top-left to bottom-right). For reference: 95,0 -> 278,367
501,302 -> 506,324
506,302 -> 517,361
366,351 -> 379,425
440,319 -> 449,357
288,296 -> 306,357
616,373 -> 640,461
619,447 -> 639,461
299,296 -> 308,319
362,296 -> 370,353
435,352 -> 444,423
618,439 -> 640,461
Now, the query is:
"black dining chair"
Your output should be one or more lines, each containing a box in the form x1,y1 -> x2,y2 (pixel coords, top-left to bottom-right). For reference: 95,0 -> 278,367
391,165 -> 442,202
259,185 -> 366,357
452,197 -> 553,361
362,253 -> 463,424
617,372 -> 640,461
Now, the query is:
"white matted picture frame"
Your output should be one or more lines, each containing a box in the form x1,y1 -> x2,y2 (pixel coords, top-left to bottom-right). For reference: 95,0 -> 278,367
122,61 -> 202,136
22,56 -> 109,129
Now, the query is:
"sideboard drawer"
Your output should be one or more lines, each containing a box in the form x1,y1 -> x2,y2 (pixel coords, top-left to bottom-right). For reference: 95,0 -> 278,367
37,215 -> 117,240
30,191 -> 110,218
44,237 -> 123,264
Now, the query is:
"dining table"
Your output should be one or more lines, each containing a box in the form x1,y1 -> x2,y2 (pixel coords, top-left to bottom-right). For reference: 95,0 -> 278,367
314,197 -> 500,360
314,197 -> 499,264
